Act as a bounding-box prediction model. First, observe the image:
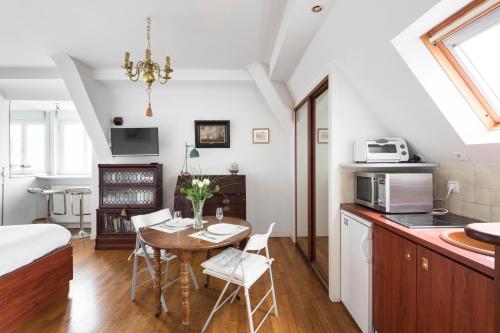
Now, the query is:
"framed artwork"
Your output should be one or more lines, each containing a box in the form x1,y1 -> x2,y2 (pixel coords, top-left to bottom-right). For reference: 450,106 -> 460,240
317,128 -> 328,144
195,120 -> 230,148
253,128 -> 270,144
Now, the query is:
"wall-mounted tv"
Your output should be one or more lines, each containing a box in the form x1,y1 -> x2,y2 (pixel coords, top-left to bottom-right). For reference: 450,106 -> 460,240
110,128 -> 159,156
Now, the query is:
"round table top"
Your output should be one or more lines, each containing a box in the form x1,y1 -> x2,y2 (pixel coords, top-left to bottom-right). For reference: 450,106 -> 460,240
140,216 -> 252,251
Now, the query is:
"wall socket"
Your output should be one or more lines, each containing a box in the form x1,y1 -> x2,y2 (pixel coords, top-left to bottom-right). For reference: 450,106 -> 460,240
447,180 -> 460,194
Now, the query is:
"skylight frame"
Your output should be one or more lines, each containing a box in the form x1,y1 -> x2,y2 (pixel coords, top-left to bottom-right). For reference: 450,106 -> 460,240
422,0 -> 500,130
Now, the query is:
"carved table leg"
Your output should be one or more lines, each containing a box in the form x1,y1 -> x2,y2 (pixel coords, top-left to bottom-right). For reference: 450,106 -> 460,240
179,250 -> 192,328
153,248 -> 162,317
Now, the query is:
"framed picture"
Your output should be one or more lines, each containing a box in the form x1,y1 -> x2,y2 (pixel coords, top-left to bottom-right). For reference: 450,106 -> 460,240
253,128 -> 270,144
317,128 -> 328,144
195,120 -> 230,148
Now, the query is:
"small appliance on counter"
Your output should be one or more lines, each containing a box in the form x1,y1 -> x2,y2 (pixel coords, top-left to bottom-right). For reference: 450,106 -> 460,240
354,137 -> 409,163
355,172 -> 433,213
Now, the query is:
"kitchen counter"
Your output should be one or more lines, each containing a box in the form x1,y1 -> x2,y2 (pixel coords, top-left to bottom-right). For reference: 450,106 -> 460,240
341,203 -> 495,278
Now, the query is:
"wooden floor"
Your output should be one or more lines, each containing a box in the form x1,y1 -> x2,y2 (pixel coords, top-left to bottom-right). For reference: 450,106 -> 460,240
17,238 -> 359,333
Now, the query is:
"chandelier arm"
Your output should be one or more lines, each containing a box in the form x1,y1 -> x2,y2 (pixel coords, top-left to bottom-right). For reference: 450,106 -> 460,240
127,61 -> 143,81
152,63 -> 168,84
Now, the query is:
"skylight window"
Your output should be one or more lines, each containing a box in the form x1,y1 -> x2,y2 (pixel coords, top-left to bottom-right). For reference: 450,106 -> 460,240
422,1 -> 500,129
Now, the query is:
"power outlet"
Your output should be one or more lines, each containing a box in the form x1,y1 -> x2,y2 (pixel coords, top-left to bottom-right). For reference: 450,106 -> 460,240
447,180 -> 460,194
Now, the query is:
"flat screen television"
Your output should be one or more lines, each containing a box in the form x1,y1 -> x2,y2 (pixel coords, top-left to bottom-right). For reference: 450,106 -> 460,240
110,128 -> 159,156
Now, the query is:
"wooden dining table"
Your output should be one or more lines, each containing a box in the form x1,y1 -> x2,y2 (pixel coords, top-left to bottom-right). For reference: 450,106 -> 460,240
139,216 -> 252,330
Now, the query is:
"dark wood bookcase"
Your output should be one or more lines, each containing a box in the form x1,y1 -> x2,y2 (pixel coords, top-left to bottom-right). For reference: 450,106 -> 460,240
174,175 -> 246,220
95,164 -> 163,250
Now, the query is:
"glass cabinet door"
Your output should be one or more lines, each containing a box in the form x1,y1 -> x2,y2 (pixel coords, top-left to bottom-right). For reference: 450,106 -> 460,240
295,103 -> 310,258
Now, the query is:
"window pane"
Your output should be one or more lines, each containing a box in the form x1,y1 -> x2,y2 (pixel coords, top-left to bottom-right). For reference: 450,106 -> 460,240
9,124 -> 23,174
61,123 -> 91,174
25,124 -> 46,173
451,17 -> 500,116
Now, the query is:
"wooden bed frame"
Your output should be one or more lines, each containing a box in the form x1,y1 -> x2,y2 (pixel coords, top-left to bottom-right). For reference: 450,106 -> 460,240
0,244 -> 73,333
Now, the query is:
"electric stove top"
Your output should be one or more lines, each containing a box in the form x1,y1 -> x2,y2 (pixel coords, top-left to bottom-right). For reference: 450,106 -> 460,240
383,213 -> 480,229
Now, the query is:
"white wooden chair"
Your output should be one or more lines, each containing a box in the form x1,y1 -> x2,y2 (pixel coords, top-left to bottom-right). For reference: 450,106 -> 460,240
201,223 -> 278,333
129,209 -> 199,313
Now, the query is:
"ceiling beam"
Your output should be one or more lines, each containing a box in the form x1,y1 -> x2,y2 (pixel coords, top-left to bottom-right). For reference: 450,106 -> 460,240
52,54 -> 112,161
92,68 -> 252,82
269,0 -> 332,82
246,62 -> 293,133
0,67 -> 61,80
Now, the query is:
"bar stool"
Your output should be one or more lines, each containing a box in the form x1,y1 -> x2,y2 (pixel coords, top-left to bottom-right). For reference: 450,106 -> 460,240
65,187 -> 92,239
27,188 -> 67,224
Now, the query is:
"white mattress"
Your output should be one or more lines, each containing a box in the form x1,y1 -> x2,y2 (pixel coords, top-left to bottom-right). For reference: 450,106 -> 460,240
0,224 -> 71,276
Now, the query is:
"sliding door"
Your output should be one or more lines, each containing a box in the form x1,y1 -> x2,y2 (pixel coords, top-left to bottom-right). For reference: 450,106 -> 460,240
294,78 -> 329,288
295,103 -> 310,258
313,89 -> 329,282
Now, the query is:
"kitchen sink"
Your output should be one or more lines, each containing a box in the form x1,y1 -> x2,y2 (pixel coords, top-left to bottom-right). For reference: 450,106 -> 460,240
440,230 -> 494,257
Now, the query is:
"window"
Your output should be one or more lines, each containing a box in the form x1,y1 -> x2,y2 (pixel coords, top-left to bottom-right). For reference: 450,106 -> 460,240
9,110 -> 49,175
9,103 -> 92,176
57,120 -> 92,174
422,1 -> 500,129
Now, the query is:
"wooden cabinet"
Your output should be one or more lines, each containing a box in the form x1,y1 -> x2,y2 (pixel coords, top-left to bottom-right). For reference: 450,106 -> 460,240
174,175 -> 246,219
373,225 -> 494,333
95,164 -> 163,250
373,225 -> 417,333
417,246 -> 494,333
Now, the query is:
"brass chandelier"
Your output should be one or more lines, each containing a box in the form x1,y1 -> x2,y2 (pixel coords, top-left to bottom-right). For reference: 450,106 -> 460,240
122,17 -> 173,117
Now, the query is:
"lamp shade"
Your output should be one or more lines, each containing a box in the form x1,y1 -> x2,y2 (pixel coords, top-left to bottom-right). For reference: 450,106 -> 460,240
189,148 -> 200,158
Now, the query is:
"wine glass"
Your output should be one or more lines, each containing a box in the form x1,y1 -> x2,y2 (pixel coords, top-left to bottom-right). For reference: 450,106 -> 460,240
216,207 -> 224,224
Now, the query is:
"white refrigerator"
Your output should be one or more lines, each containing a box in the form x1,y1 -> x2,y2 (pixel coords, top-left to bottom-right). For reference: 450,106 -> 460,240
340,210 -> 373,333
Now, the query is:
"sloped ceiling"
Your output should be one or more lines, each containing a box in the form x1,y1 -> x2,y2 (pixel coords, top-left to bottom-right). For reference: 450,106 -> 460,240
288,0 -> 500,163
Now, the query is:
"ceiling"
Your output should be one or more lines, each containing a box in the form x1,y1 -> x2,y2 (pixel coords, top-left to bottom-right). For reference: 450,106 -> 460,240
0,0 -> 286,69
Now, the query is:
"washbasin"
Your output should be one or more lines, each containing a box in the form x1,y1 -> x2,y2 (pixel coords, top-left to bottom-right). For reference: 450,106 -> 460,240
440,229 -> 495,257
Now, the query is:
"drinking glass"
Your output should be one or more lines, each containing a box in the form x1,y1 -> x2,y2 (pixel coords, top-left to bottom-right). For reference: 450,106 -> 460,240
216,207 -> 224,223
174,211 -> 182,244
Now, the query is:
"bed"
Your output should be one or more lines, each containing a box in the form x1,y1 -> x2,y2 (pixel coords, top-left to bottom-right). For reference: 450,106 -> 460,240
0,224 -> 73,333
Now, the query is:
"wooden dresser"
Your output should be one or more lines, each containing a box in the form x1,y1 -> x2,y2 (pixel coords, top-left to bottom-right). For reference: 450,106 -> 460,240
95,163 -> 163,250
174,175 -> 246,219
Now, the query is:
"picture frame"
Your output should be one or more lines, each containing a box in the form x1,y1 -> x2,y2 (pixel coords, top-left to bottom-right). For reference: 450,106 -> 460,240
253,128 -> 270,144
317,128 -> 328,144
194,120 -> 230,148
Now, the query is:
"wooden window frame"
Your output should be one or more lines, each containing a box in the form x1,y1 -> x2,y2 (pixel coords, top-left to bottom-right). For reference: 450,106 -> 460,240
421,0 -> 500,130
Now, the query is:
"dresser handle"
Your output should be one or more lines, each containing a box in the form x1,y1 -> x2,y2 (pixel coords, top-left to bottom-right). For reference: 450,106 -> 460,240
404,249 -> 411,261
422,257 -> 429,271
222,199 -> 230,204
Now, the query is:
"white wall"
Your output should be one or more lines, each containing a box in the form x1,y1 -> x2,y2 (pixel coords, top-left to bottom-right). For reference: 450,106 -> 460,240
92,80 -> 293,236
288,0 -> 500,164
0,96 -> 38,225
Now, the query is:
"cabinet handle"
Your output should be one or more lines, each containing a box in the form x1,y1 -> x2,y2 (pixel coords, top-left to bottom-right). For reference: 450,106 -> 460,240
223,207 -> 230,212
422,257 -> 429,271
222,198 -> 230,204
404,249 -> 412,261
343,218 -> 349,226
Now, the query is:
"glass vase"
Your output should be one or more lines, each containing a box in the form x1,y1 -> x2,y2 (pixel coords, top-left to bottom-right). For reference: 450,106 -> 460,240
192,199 -> 205,230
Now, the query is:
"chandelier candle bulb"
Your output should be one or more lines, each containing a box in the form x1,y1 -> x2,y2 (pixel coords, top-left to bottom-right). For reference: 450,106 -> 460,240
146,49 -> 151,61
124,52 -> 130,64
166,56 -> 170,68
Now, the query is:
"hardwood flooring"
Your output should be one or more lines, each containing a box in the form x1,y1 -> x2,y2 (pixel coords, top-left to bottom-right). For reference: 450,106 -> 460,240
17,238 -> 359,333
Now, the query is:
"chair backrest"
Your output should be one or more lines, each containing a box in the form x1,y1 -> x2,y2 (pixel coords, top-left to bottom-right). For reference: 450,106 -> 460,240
131,208 -> 172,230
244,223 -> 275,252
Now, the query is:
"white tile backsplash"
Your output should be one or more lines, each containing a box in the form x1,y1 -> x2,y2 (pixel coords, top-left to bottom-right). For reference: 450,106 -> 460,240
436,163 -> 500,222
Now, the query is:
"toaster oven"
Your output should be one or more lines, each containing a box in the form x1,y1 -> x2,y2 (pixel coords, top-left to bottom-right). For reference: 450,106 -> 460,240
354,138 -> 409,163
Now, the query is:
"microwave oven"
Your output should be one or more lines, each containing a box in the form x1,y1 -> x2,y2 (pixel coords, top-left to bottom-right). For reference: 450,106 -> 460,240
355,172 -> 433,213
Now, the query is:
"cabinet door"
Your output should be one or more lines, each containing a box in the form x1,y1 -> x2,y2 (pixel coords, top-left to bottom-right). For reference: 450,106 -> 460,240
417,246 -> 494,333
373,226 -> 417,333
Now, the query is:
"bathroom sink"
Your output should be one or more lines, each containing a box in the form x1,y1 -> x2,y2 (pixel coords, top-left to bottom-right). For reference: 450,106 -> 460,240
440,229 -> 495,257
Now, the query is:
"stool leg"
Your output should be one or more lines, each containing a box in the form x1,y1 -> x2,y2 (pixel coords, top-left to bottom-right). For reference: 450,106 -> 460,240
72,193 -> 90,239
